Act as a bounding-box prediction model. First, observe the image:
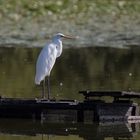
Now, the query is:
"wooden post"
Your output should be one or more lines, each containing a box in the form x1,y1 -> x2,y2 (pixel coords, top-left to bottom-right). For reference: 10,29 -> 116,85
77,110 -> 84,122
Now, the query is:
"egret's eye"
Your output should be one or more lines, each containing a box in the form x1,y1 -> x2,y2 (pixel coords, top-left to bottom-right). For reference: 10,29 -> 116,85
60,35 -> 64,38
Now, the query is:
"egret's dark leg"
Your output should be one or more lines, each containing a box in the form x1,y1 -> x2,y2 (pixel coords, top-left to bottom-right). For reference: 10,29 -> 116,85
47,76 -> 51,100
42,79 -> 46,98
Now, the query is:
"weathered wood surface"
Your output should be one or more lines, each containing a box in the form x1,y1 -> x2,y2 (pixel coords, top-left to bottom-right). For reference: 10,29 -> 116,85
0,90 -> 139,122
79,91 -> 140,99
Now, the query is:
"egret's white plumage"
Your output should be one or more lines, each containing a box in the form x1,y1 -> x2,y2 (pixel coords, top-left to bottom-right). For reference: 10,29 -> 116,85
35,33 -> 75,99
35,36 -> 62,85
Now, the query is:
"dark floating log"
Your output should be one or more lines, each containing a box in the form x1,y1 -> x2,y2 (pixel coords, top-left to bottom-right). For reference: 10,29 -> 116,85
0,90 -> 140,122
79,90 -> 140,99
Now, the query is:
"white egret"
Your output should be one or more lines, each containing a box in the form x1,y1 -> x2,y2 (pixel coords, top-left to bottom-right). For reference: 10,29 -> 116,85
35,33 -> 75,99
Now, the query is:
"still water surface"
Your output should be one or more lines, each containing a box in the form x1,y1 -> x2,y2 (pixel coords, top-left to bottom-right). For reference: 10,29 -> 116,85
0,46 -> 140,140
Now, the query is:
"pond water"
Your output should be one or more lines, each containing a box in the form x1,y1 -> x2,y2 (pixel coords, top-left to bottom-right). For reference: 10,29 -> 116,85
0,47 -> 140,99
0,46 -> 140,140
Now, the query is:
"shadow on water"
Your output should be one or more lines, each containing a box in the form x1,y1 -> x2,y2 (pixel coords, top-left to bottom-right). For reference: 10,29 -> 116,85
0,119 -> 139,140
0,120 -> 139,140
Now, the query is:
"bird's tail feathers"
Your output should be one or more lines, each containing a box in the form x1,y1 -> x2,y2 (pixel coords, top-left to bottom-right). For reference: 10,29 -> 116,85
35,77 -> 41,85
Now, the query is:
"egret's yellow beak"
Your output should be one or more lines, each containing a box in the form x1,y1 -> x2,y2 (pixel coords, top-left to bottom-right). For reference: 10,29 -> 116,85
63,35 -> 78,39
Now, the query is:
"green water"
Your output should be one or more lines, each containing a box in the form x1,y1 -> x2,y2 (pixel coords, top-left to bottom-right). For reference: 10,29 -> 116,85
0,46 -> 140,140
0,47 -> 140,99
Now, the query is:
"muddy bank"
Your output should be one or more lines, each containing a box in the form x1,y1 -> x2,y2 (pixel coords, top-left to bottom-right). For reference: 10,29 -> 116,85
0,0 -> 140,48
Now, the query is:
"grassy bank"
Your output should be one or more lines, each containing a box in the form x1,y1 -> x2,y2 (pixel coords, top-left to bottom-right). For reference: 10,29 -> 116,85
0,0 -> 139,48
0,0 -> 140,23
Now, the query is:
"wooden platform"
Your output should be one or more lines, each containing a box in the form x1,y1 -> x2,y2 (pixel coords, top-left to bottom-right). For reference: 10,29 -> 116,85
79,91 -> 140,99
0,90 -> 139,122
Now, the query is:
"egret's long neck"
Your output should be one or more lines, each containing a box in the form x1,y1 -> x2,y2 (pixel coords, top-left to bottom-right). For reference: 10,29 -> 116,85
52,38 -> 63,58
52,38 -> 62,46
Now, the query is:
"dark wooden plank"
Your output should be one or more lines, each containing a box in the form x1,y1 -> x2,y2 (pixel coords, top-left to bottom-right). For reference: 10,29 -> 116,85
79,91 -> 140,98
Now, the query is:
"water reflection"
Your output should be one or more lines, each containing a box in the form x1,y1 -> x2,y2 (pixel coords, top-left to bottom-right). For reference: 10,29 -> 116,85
0,47 -> 140,100
0,119 -> 138,140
